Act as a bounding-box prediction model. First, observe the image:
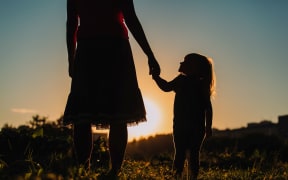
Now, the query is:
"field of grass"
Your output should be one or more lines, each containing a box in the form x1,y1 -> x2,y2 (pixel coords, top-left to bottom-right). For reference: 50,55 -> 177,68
1,159 -> 288,179
1,116 -> 288,179
121,160 -> 288,180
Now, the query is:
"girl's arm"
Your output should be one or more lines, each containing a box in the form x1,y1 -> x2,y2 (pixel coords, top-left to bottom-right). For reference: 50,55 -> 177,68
122,0 -> 160,75
205,99 -> 213,138
152,74 -> 179,92
66,0 -> 78,77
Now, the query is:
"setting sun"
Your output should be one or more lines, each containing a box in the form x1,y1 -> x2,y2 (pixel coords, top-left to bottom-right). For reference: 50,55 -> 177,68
128,98 -> 162,141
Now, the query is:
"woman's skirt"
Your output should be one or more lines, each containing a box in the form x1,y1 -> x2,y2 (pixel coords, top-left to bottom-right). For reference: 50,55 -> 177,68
63,37 -> 146,129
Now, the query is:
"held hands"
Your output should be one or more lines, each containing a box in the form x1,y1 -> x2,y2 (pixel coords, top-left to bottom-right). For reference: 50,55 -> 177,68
148,56 -> 160,77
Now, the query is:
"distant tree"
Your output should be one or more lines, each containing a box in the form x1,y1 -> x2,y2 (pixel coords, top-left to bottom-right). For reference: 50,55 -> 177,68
126,134 -> 174,160
29,115 -> 47,128
56,115 -> 65,127
0,115 -> 74,168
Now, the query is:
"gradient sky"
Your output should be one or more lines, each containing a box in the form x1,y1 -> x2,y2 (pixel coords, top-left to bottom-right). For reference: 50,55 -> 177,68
1,0 -> 288,141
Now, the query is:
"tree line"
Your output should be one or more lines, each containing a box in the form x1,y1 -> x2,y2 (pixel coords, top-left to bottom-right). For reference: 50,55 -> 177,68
1,114 -> 288,176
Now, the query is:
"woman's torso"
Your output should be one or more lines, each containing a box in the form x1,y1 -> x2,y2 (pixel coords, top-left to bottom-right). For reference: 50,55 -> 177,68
76,0 -> 128,39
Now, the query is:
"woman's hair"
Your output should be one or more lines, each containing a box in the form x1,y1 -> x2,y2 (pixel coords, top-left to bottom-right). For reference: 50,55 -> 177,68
184,53 -> 216,97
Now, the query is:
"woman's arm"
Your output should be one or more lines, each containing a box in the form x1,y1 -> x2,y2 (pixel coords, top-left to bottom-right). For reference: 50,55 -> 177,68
66,0 -> 78,77
122,0 -> 160,75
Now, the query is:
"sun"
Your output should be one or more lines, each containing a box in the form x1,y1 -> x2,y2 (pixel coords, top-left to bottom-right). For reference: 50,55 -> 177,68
128,98 -> 162,141
93,98 -> 163,141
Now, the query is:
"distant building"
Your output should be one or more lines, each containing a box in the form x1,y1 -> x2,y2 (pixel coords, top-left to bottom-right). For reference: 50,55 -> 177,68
246,120 -> 278,136
213,114 -> 288,138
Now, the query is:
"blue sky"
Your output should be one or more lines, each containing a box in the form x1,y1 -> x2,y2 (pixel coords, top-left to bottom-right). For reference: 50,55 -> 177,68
1,0 -> 288,140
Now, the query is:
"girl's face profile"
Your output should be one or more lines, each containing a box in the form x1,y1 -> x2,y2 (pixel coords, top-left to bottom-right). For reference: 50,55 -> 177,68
178,58 -> 198,76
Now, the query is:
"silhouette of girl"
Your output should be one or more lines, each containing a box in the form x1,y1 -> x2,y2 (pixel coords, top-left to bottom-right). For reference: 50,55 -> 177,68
64,0 -> 160,177
152,53 -> 215,179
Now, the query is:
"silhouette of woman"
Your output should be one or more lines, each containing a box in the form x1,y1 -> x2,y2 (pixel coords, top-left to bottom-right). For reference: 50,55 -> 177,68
63,0 -> 160,176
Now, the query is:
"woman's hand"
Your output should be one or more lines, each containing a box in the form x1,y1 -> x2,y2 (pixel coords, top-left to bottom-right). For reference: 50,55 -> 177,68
148,56 -> 160,75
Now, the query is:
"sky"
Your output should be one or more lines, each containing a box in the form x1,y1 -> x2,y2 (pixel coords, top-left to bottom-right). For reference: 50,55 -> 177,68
1,0 -> 288,141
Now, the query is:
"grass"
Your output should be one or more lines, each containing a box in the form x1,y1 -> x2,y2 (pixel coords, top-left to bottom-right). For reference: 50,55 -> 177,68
122,160 -> 288,180
1,159 -> 288,180
1,120 -> 288,179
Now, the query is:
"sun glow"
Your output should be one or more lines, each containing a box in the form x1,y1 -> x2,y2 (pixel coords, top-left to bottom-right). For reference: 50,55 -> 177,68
128,98 -> 162,141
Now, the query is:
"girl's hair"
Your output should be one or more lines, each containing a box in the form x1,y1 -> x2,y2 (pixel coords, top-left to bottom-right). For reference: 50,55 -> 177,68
184,53 -> 216,97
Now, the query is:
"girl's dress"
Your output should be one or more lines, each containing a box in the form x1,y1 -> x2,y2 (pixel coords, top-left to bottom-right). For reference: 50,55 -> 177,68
63,0 -> 146,129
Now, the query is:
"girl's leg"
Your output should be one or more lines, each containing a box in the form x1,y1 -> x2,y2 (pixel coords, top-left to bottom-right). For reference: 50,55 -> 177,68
173,133 -> 186,175
173,149 -> 186,177
73,123 -> 93,170
108,123 -> 128,175
189,132 -> 205,179
190,148 -> 200,179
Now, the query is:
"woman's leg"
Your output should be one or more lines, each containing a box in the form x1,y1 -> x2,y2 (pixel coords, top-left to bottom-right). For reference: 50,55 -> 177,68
73,123 -> 93,169
108,123 -> 128,174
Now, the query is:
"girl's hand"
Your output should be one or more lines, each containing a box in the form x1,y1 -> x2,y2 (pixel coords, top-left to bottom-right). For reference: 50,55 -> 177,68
148,56 -> 160,75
